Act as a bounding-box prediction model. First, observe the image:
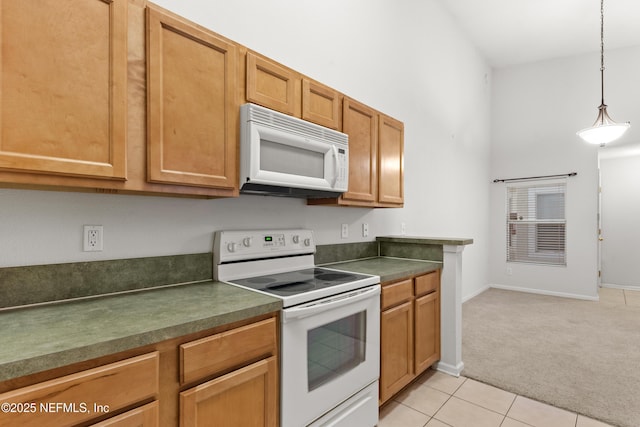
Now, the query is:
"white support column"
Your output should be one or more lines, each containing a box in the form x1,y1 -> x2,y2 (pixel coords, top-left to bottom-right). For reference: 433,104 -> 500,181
436,244 -> 465,377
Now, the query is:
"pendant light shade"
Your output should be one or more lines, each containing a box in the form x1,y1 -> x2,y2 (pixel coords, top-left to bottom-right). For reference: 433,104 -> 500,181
577,0 -> 629,145
577,103 -> 630,145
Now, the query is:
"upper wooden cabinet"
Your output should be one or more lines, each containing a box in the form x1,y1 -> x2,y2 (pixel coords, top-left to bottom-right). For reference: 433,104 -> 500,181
302,79 -> 341,130
244,53 -> 342,130
246,52 -> 298,116
341,98 -> 378,204
0,0 -> 127,180
378,114 -> 404,205
146,5 -> 237,190
308,98 -> 404,208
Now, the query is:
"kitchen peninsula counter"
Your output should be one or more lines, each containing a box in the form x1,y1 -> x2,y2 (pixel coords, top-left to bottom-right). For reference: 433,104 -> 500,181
323,257 -> 442,283
0,281 -> 281,383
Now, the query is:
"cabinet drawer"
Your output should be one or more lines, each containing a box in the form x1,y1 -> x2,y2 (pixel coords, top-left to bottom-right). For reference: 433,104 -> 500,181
180,317 -> 277,384
90,401 -> 159,426
414,271 -> 439,297
381,279 -> 413,310
0,352 -> 159,427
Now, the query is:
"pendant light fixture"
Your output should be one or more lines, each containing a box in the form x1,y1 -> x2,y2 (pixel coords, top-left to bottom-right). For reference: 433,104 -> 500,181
577,0 -> 630,145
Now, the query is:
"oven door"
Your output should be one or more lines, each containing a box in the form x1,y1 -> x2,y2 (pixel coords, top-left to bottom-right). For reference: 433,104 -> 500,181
280,285 -> 380,427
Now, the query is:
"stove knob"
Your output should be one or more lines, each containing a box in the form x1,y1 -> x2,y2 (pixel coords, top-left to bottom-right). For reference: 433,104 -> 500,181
292,235 -> 300,244
242,237 -> 252,247
227,242 -> 237,253
303,238 -> 311,246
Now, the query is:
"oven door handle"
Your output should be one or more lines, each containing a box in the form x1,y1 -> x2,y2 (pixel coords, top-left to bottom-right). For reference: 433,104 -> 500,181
282,285 -> 380,322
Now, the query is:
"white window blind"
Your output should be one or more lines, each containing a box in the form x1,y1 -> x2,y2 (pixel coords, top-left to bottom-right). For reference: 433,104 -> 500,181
506,180 -> 566,265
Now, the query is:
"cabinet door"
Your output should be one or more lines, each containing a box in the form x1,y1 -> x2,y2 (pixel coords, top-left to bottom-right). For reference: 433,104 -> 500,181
380,301 -> 413,404
246,52 -> 298,116
180,357 -> 278,427
302,79 -> 341,130
378,114 -> 404,205
147,6 -> 237,189
0,0 -> 127,179
90,401 -> 159,427
414,291 -> 440,375
341,98 -> 378,204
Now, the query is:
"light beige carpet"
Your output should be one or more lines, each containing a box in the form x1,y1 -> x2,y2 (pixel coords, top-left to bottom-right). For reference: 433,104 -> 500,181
462,288 -> 640,427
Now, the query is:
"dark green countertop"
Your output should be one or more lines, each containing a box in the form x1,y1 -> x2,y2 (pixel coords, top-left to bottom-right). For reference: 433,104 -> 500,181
377,236 -> 474,246
0,281 -> 281,383
323,257 -> 442,283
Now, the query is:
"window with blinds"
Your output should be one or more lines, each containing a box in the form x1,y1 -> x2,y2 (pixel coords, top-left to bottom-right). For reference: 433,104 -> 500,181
506,180 -> 566,265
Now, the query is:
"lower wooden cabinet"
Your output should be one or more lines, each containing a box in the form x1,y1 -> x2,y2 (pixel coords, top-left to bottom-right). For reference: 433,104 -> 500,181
0,352 -> 159,427
379,271 -> 441,405
0,314 -> 279,427
91,401 -> 159,427
380,299 -> 414,401
178,317 -> 279,426
180,357 -> 278,427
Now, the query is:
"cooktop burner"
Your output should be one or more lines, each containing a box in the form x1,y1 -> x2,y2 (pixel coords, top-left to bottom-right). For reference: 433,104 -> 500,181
228,267 -> 367,297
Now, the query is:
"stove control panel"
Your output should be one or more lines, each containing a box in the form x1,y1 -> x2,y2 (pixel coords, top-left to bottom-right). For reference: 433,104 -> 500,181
214,229 -> 315,263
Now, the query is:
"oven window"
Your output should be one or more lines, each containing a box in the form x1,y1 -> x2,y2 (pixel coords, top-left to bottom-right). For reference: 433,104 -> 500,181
260,139 -> 324,178
307,311 -> 366,391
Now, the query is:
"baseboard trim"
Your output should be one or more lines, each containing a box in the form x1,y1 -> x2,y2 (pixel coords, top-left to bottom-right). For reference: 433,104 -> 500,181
489,284 -> 598,301
462,285 -> 490,303
601,283 -> 640,291
435,361 -> 464,377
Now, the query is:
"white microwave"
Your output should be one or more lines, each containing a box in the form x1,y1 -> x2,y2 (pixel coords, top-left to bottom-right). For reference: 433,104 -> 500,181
239,103 -> 349,198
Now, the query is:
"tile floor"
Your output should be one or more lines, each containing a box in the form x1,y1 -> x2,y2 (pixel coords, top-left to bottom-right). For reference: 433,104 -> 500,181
378,370 -> 614,427
597,286 -> 640,307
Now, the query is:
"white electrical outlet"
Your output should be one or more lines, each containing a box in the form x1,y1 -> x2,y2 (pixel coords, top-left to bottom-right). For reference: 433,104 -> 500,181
341,223 -> 348,239
362,223 -> 369,237
83,225 -> 104,252
401,222 -> 406,235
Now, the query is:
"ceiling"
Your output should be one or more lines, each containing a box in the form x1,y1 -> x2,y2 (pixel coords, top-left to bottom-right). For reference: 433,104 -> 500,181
436,0 -> 640,68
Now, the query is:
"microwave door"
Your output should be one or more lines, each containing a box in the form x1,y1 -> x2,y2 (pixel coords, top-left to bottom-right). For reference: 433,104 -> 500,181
250,124 -> 335,191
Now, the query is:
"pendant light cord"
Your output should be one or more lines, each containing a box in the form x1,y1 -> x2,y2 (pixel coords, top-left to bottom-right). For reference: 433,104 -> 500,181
600,0 -> 605,107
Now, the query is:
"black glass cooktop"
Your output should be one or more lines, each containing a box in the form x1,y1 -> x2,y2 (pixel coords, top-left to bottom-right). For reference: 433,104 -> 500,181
229,267 -> 370,297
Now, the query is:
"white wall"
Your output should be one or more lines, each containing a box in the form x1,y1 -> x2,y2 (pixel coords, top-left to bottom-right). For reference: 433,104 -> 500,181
599,152 -> 640,288
0,0 -> 491,300
489,45 -> 640,299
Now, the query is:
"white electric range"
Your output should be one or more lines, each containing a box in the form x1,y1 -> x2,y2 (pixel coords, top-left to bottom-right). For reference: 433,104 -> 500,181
214,229 -> 380,427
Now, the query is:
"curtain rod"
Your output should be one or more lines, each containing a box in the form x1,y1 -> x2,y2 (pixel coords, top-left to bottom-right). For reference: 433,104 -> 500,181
492,172 -> 577,183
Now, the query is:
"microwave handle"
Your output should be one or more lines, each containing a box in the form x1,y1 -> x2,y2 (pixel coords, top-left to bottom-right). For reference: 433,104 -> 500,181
332,145 -> 339,187
282,286 -> 380,322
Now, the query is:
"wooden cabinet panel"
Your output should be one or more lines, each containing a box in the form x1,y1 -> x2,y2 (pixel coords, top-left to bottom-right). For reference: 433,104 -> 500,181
90,401 -> 159,427
415,271 -> 439,297
180,317 -> 277,385
381,279 -> 413,310
302,79 -> 341,130
0,352 -> 159,427
341,98 -> 378,203
380,301 -> 414,403
246,52 -> 298,116
380,271 -> 441,405
180,356 -> 278,427
0,0 -> 127,179
414,292 -> 440,375
378,114 -> 404,205
146,5 -> 237,189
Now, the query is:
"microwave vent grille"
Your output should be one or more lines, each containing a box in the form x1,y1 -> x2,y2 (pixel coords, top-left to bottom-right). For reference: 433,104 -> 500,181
245,104 -> 348,146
